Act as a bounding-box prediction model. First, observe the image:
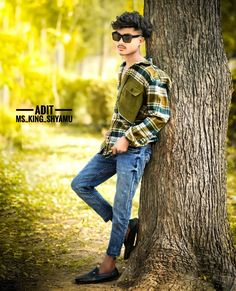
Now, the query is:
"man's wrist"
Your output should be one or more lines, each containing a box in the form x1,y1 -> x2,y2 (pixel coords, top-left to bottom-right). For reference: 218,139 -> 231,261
123,135 -> 130,143
124,131 -> 132,143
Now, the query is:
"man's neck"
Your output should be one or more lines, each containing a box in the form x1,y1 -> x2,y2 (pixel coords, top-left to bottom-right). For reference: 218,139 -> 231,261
122,51 -> 146,68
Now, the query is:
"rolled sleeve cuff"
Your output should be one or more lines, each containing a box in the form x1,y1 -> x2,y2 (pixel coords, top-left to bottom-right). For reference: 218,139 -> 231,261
124,128 -> 148,147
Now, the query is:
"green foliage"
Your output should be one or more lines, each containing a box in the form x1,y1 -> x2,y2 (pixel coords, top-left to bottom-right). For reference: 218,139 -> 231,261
227,70 -> 236,148
227,143 -> 236,247
227,146 -> 236,173
86,79 -> 116,128
0,106 -> 22,148
0,30 -> 28,97
23,69 -> 54,106
59,76 -> 116,127
221,0 -> 236,57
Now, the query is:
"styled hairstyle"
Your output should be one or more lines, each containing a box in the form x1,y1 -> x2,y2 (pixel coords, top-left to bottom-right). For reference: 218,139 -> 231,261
111,11 -> 153,39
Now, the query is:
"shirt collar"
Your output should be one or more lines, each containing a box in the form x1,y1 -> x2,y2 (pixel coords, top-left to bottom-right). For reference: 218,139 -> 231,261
118,56 -> 153,88
120,56 -> 153,68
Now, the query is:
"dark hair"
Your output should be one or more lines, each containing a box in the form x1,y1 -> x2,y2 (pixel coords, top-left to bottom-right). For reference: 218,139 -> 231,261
111,11 -> 153,38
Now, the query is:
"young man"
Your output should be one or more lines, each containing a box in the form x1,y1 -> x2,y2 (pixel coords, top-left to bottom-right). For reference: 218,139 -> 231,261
71,11 -> 171,284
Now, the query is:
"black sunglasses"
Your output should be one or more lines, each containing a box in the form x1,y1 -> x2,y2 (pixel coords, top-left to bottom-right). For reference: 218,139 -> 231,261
112,31 -> 142,43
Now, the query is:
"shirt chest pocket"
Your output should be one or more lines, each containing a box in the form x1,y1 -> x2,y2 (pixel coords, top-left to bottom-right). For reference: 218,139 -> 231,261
117,80 -> 144,123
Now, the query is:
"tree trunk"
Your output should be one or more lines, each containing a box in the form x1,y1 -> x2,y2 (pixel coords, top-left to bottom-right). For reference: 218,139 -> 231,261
118,0 -> 236,290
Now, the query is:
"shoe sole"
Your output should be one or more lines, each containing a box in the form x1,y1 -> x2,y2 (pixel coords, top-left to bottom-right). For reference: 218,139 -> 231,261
75,274 -> 120,284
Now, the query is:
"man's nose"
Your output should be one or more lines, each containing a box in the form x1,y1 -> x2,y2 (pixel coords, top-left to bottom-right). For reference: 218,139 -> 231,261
118,37 -> 124,44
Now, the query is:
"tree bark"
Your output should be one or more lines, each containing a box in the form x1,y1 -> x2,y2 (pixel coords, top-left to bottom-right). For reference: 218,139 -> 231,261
118,0 -> 236,290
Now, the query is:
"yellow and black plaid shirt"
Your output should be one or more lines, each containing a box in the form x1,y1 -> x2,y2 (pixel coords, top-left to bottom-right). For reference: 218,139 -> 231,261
99,58 -> 172,156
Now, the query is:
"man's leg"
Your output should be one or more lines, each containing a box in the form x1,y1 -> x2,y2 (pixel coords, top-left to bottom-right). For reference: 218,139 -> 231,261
101,145 -> 152,269
71,153 -> 117,222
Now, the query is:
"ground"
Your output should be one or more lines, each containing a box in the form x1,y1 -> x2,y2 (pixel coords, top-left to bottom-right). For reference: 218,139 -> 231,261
0,125 -> 140,291
0,124 -> 235,291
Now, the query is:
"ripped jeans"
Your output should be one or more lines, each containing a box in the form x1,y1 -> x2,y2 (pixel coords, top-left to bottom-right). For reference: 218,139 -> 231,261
71,144 -> 152,257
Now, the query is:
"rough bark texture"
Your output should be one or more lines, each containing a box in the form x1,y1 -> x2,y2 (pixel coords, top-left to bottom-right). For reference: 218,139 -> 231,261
118,0 -> 236,290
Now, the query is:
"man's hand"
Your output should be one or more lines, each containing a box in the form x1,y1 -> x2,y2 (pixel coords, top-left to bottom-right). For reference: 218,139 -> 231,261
111,136 -> 129,155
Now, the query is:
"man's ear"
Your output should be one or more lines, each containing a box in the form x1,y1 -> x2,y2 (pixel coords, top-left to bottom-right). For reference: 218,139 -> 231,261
140,37 -> 145,44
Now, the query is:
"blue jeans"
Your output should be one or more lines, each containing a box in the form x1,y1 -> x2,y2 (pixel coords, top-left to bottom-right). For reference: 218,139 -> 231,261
71,144 -> 152,257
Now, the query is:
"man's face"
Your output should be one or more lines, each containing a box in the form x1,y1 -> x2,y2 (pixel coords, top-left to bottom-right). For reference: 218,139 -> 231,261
112,27 -> 144,56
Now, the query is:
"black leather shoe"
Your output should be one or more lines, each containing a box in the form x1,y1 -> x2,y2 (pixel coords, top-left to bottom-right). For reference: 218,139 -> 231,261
75,266 -> 119,284
124,218 -> 139,260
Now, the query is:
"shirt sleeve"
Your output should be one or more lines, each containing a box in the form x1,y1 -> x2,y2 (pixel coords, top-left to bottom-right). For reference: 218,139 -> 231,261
124,75 -> 171,146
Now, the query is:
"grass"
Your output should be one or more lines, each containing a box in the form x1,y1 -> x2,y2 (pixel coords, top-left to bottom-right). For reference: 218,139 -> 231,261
0,124 -> 235,290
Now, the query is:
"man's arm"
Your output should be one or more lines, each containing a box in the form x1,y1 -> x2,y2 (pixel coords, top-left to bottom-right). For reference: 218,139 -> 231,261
124,77 -> 171,146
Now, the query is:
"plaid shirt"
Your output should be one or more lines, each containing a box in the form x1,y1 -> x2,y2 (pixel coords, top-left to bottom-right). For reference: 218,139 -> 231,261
99,58 -> 171,156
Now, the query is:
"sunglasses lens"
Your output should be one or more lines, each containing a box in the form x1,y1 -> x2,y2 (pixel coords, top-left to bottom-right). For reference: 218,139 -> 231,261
122,35 -> 132,43
112,32 -> 121,41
